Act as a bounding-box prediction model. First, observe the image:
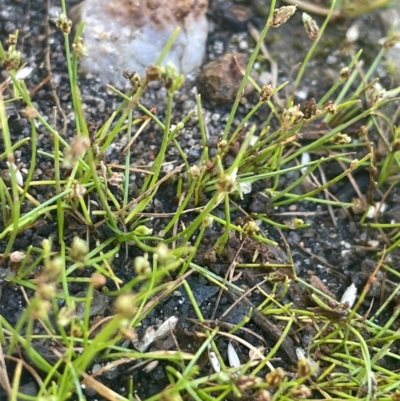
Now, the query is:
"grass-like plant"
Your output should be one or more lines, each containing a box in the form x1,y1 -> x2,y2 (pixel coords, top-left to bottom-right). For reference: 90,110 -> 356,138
1,0 -> 400,400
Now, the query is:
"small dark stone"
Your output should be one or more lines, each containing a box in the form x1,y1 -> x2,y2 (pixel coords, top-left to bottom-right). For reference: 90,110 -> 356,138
197,53 -> 253,104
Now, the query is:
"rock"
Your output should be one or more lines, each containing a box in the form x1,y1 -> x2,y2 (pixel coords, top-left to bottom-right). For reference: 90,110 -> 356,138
75,289 -> 109,318
17,382 -> 37,400
72,0 -> 209,86
181,282 -> 220,305
197,53 -> 253,104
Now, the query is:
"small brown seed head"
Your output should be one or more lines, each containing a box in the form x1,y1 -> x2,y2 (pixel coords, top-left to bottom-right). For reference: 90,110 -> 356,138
123,69 -> 142,90
290,384 -> 312,399
216,173 -> 237,194
260,84 -> 273,102
358,125 -> 368,139
281,105 -> 304,127
3,48 -> 21,70
257,389 -> 272,401
302,13 -> 319,40
297,357 -> 312,377
323,101 -> 338,114
22,107 -> 38,120
270,6 -> 296,28
368,83 -> 387,105
146,65 -> 163,81
340,67 -> 352,80
265,368 -> 285,387
71,183 -> 86,199
331,132 -> 351,145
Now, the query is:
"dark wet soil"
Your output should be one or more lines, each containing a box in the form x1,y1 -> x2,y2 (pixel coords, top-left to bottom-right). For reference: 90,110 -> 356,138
1,0 -> 400,399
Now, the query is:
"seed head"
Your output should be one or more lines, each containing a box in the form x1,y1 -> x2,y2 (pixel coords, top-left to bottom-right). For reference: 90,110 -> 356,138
154,243 -> 171,264
108,172 -> 124,186
41,256 -> 63,283
290,384 -> 312,399
30,299 -> 51,320
383,32 -> 400,49
323,101 -> 338,114
302,13 -> 319,40
391,389 -> 400,401
3,48 -> 21,71
69,237 -> 89,263
36,282 -> 56,300
189,165 -> 201,177
340,67 -> 352,80
10,251 -> 25,263
331,132 -> 351,145
352,196 -> 366,215
257,389 -> 272,401
242,220 -> 260,236
134,254 -> 151,275
235,375 -> 260,391
6,34 -> 17,46
350,159 -> 359,171
63,135 -> 90,168
123,69 -> 142,90
202,216 -> 214,227
265,368 -> 285,387
56,13 -> 72,34
260,84 -> 273,102
146,65 -> 163,81
281,105 -> 304,127
270,6 -> 296,28
57,306 -> 76,327
297,356 -> 312,377
71,183 -> 86,199
115,293 -> 138,318
368,82 -> 387,106
358,125 -> 368,138
70,324 -> 83,337
293,218 -> 304,228
163,63 -> 185,92
22,107 -> 38,120
72,37 -> 87,57
217,139 -> 229,153
90,273 -> 107,288
216,172 -> 237,194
